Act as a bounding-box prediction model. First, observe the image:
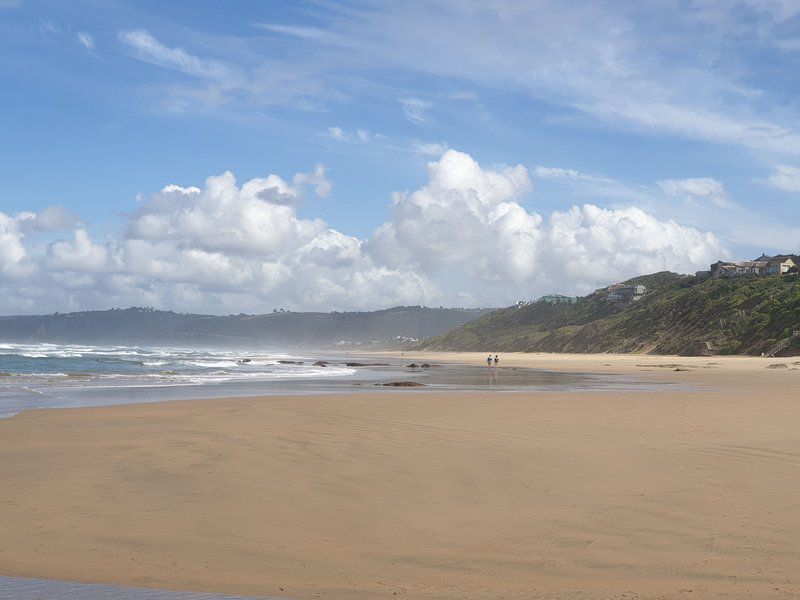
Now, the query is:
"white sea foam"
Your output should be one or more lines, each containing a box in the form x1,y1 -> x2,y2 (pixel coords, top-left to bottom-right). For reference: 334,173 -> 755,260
0,342 -> 355,396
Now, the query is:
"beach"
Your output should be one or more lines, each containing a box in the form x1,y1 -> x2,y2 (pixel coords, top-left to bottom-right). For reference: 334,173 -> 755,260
0,352 -> 799,599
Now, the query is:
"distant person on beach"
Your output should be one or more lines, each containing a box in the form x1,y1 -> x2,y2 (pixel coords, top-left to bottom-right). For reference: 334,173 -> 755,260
487,355 -> 493,367
494,354 -> 499,367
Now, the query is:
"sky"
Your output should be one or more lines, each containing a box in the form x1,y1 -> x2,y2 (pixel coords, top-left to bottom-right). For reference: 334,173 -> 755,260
1,0 -> 800,315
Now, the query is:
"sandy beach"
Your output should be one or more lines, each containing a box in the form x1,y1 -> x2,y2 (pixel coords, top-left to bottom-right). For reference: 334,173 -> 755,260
1,352 -> 799,599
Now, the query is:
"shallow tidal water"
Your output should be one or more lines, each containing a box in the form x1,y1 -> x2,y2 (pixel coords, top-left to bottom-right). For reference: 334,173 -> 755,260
0,576 -> 275,600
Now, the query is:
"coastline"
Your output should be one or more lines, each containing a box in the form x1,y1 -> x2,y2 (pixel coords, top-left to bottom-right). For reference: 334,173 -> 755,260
0,353 -> 798,599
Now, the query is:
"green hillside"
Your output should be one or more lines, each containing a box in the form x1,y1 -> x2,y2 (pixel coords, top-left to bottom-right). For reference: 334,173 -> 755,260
418,272 -> 800,356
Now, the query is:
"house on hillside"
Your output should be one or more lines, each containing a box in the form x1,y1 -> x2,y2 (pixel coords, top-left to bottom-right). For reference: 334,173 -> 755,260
764,255 -> 798,275
516,294 -> 578,306
594,283 -> 647,304
710,254 -> 798,278
539,294 -> 577,305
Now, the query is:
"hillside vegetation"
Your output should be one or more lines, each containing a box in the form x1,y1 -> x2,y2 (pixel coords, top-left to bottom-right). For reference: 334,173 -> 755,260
418,272 -> 800,356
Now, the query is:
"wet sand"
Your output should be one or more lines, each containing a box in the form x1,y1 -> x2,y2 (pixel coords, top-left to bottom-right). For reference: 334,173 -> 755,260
0,353 -> 799,599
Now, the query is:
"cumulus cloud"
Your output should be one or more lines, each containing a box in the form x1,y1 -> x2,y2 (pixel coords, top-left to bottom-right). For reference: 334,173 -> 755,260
541,205 -> 724,288
0,213 -> 33,278
371,151 -> 538,283
0,150 -> 728,313
763,165 -> 800,192
11,206 -> 81,233
47,228 -> 113,272
126,166 -> 330,253
372,151 -> 725,300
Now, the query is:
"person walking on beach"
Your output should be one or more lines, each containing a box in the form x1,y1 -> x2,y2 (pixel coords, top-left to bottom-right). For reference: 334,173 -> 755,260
494,354 -> 499,368
487,354 -> 493,368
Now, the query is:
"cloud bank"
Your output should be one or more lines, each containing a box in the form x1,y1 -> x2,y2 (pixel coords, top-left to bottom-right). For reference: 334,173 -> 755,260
0,151 -> 727,314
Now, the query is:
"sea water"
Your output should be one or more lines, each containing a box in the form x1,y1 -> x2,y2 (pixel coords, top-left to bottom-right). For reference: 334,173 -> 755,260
0,342 -> 359,418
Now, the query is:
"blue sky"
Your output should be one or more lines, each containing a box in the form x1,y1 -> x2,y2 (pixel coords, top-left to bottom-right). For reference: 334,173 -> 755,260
1,1 -> 799,314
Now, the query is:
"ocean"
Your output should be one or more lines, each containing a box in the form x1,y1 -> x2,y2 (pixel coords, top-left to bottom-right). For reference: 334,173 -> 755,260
0,342 -> 362,418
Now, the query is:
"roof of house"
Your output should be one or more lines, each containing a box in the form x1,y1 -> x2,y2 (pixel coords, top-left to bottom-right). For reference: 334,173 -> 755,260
768,254 -> 799,263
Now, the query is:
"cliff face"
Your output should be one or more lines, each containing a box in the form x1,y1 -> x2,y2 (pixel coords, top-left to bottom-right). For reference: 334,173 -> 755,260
418,273 -> 800,356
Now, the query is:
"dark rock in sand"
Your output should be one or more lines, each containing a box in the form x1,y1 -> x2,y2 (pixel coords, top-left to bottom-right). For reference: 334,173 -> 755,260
419,363 -> 441,368
313,361 -> 330,366
278,360 -> 304,365
376,381 -> 426,387
406,363 -> 419,368
767,363 -> 789,369
237,358 -> 252,363
345,362 -> 391,367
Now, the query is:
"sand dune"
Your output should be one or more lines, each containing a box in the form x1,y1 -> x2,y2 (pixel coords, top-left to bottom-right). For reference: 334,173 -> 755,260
0,353 -> 798,599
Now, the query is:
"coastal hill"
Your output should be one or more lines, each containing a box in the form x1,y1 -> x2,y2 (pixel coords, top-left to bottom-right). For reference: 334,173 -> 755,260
0,306 -> 491,349
417,272 -> 800,356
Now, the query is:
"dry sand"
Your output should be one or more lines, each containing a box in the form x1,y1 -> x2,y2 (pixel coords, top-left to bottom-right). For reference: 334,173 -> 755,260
0,352 -> 799,599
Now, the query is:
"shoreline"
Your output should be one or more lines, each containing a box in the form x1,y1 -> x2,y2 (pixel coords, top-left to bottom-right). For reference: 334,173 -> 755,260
0,350 -> 717,420
0,353 -> 798,598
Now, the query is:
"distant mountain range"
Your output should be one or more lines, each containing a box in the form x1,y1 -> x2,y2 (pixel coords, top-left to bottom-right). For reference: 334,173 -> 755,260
0,306 -> 492,349
417,272 -> 800,356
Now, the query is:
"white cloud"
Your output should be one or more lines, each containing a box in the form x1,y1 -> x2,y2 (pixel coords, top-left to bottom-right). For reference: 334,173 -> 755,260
0,213 -> 33,278
370,150 -> 537,282
126,167 -> 329,253
399,97 -> 433,124
534,166 -> 603,181
105,4 -> 800,160
254,23 -> 326,39
657,177 -> 730,207
76,31 -> 94,51
327,126 -> 347,142
292,164 -> 332,199
371,151 -> 726,300
47,228 -> 113,272
0,150 -> 730,313
763,165 -> 800,192
118,30 -> 229,79
21,206 -> 81,231
38,19 -> 59,35
542,204 -> 725,290
326,127 -> 383,144
412,141 -> 449,157
301,2 -> 800,157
